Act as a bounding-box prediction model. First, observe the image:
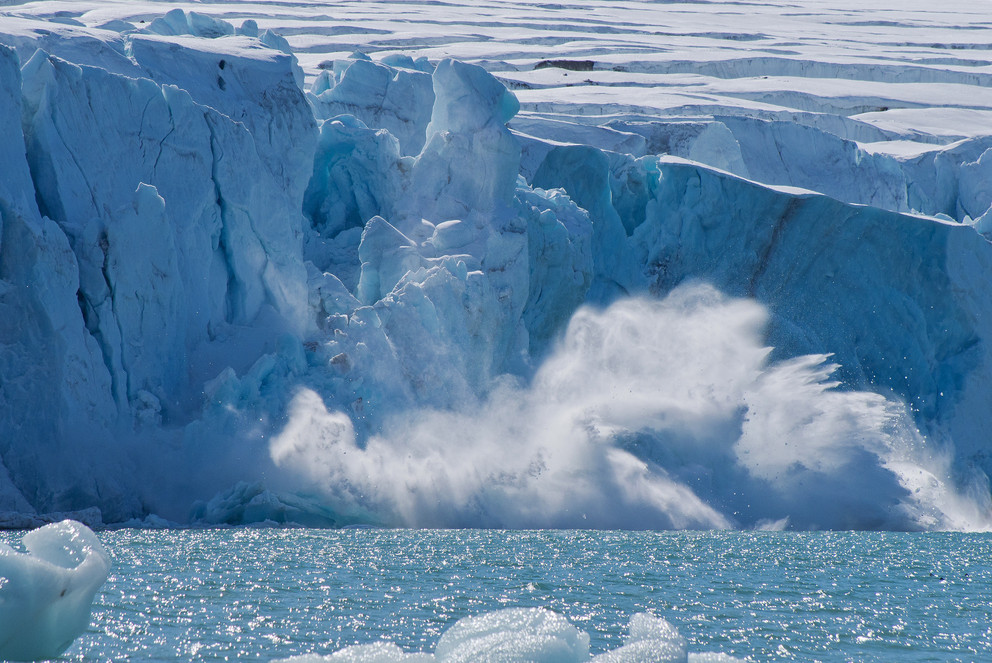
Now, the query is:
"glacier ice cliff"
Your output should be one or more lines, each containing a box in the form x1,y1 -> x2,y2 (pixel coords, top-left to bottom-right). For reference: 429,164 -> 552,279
1,9 -> 992,530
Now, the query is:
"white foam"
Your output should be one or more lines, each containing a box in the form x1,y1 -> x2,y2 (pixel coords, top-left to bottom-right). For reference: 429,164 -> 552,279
269,284 -> 989,530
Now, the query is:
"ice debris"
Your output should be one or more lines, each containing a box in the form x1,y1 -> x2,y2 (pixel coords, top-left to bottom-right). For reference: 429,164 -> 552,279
273,609 -> 733,663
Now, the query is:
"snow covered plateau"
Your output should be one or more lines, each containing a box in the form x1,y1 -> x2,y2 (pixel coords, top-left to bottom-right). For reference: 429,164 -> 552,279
2,0 -> 992,531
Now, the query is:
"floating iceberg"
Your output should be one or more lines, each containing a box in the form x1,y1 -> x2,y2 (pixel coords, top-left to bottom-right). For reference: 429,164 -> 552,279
0,520 -> 109,661
273,608 -> 729,663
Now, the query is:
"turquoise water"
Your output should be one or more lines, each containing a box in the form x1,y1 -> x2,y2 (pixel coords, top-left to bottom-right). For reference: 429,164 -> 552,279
6,529 -> 990,661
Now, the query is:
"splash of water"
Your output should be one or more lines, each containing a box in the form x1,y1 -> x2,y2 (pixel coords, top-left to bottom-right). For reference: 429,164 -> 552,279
270,284 -> 991,530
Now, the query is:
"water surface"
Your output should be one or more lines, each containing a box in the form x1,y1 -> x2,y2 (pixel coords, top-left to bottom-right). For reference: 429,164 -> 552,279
4,529 -> 988,661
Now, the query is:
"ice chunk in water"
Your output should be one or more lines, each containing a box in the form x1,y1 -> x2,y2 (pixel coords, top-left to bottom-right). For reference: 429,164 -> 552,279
280,641 -> 435,662
0,520 -> 109,661
435,608 -> 590,663
591,613 -> 688,662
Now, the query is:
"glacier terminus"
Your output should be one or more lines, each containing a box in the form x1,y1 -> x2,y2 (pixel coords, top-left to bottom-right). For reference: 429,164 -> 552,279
1,1 -> 992,533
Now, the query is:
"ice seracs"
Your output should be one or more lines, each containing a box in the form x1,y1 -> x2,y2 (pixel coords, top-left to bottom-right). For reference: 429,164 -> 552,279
0,520 -> 109,662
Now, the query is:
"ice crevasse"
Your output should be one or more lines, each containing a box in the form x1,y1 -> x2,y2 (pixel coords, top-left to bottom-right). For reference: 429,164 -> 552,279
1,10 -> 992,531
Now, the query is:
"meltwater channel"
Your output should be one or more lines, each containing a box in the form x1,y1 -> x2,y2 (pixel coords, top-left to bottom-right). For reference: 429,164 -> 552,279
4,528 -> 988,662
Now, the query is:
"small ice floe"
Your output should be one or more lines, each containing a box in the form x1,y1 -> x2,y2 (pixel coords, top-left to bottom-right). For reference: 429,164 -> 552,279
274,607 -> 743,662
0,520 -> 110,661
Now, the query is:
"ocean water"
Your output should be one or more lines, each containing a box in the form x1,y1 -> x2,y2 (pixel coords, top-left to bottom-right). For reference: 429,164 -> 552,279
6,528 -> 990,661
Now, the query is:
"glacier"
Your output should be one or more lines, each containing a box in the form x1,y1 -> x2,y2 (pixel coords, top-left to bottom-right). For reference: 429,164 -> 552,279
1,4 -> 992,531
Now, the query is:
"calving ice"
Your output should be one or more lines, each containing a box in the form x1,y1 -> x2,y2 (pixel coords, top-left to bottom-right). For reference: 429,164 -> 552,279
0,4 -> 991,532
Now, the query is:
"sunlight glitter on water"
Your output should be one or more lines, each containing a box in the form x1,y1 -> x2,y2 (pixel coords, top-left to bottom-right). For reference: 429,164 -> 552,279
2,529 -> 987,662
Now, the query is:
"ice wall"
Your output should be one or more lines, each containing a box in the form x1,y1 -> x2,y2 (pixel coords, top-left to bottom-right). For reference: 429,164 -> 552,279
0,13 -> 316,520
520,112 -> 992,225
623,157 -> 987,432
0,9 -> 991,530
0,41 -> 131,520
